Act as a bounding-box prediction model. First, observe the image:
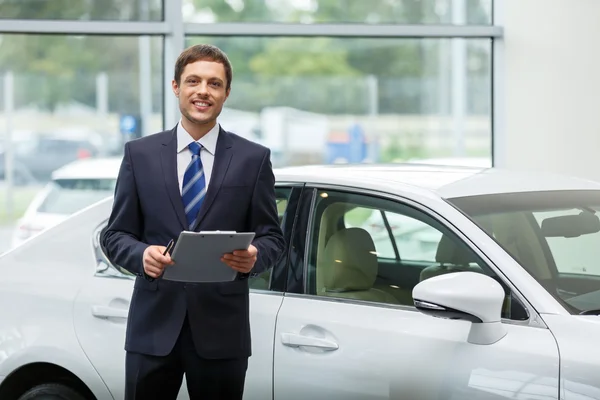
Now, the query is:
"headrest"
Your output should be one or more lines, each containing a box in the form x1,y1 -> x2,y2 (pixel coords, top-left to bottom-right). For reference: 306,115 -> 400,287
435,235 -> 474,265
322,227 -> 377,292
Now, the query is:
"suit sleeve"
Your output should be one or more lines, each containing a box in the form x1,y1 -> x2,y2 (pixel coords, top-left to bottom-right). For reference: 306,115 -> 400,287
249,148 -> 286,275
101,142 -> 149,277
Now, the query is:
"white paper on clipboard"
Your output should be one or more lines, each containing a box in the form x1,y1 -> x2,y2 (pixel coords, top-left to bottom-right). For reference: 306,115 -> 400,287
162,230 -> 255,283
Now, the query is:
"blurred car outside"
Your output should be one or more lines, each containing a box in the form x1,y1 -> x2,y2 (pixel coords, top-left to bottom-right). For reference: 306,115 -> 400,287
10,157 -> 121,248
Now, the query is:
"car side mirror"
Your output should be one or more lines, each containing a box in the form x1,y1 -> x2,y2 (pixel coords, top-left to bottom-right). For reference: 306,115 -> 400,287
412,271 -> 507,345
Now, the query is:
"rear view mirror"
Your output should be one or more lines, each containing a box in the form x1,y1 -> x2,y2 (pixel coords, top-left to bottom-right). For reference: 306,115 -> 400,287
541,211 -> 600,238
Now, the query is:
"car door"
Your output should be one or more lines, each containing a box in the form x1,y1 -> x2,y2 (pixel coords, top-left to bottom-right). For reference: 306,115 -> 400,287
273,186 -> 560,400
72,185 -> 302,400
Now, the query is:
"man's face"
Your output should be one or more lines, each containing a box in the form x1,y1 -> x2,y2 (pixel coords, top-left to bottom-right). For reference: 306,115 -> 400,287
172,59 -> 230,129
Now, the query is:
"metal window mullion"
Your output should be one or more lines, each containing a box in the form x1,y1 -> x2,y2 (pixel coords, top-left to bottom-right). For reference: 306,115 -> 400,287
163,0 -> 184,130
0,19 -> 169,35
491,0 -> 505,168
183,23 -> 503,38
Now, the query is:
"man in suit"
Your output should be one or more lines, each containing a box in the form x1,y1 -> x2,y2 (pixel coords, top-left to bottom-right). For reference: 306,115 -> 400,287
102,44 -> 285,400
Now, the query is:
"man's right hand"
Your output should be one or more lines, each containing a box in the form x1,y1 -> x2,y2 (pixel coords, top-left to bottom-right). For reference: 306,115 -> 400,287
143,245 -> 174,278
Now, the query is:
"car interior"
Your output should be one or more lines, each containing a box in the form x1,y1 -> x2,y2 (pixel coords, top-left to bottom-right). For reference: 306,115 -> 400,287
308,198 -> 529,320
472,210 -> 600,314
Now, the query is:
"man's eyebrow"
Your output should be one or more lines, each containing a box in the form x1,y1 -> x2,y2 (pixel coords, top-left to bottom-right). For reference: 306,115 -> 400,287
184,74 -> 224,82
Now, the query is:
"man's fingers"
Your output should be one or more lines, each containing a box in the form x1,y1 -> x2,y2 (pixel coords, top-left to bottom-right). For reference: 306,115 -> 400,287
223,259 -> 245,268
145,258 -> 163,270
227,263 -> 251,273
149,248 -> 172,265
223,254 -> 255,263
222,258 -> 254,273
144,265 -> 163,278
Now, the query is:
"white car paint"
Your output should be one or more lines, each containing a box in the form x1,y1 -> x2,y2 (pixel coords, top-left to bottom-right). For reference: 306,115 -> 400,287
11,157 -> 121,248
0,163 -> 599,399
406,156 -> 492,168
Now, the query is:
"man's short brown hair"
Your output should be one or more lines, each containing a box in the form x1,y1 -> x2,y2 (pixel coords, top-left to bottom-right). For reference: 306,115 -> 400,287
174,44 -> 233,91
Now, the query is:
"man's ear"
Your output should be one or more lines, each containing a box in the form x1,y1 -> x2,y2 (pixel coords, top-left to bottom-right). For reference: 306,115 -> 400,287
172,79 -> 180,97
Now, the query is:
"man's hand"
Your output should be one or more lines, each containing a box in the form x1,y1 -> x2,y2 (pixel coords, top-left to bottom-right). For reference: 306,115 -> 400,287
143,245 -> 174,278
222,244 -> 258,273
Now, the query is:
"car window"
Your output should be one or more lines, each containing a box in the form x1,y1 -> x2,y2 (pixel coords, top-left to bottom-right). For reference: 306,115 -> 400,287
532,209 -> 600,276
305,189 -> 528,321
37,178 -> 116,215
345,207 -> 442,262
448,190 -> 600,315
248,186 -> 294,291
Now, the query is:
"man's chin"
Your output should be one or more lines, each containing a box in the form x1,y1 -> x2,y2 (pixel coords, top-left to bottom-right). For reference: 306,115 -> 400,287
184,113 -> 214,126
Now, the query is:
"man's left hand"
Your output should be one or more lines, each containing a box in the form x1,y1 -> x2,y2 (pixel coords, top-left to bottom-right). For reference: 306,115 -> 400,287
222,244 -> 258,273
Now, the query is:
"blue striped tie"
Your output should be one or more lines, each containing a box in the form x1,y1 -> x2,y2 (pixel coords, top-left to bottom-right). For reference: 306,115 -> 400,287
182,142 -> 206,229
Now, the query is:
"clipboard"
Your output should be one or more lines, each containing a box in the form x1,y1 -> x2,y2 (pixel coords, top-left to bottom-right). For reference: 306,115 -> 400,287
162,230 -> 256,283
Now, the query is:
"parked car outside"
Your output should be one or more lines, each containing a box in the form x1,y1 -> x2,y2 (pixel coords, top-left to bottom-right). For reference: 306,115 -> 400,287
10,157 -> 121,248
1,163 -> 600,399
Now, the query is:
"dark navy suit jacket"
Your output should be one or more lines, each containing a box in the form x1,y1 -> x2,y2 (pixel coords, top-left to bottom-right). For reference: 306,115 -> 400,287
102,125 -> 285,359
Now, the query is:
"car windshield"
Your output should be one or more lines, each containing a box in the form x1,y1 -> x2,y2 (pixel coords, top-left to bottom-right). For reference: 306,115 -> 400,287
38,178 -> 115,215
447,190 -> 600,315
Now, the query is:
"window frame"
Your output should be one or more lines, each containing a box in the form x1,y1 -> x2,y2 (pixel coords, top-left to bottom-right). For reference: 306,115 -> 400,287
288,184 -> 539,326
248,183 -> 304,293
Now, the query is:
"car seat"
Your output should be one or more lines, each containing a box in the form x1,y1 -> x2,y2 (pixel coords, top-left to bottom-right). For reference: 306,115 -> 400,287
319,227 -> 398,304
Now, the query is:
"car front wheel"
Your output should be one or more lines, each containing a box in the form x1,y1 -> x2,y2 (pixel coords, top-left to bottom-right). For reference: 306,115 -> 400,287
18,383 -> 87,400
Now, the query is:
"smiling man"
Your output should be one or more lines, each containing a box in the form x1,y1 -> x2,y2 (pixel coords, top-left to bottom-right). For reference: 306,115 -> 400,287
102,44 -> 285,400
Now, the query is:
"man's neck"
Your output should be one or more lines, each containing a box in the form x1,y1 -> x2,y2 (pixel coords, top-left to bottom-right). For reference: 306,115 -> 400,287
181,118 -> 216,141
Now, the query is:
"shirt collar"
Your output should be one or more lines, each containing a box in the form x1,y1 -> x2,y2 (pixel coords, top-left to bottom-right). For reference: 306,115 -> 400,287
176,120 -> 220,156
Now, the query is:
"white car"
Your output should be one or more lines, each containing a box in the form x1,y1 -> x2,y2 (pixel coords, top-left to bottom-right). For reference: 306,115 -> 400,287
11,157 -> 121,248
2,163 -> 600,399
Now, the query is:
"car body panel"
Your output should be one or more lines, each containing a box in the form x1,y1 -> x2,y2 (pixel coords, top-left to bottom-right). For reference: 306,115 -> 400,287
72,271 -> 285,400
542,314 -> 600,400
274,295 -> 559,400
72,274 -> 135,400
0,205 -> 114,399
2,164 -> 600,399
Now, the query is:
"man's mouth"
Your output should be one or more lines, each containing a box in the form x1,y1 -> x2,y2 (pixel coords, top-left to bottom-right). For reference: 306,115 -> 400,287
193,101 -> 211,110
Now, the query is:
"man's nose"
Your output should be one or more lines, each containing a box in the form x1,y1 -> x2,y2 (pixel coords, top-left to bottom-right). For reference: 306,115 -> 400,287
197,82 -> 209,97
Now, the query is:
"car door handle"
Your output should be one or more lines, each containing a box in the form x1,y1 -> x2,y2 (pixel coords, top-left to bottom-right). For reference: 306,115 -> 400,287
280,333 -> 339,350
91,306 -> 128,320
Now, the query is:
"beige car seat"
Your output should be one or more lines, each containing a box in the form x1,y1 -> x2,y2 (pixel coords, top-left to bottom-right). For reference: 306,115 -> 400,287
419,235 -> 483,282
319,227 -> 398,304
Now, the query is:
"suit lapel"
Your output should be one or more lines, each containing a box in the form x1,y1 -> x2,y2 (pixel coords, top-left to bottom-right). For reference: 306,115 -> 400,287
192,127 -> 233,230
160,127 -> 188,230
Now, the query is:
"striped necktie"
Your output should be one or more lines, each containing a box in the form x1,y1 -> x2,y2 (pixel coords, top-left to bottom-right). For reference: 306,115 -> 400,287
182,141 -> 206,229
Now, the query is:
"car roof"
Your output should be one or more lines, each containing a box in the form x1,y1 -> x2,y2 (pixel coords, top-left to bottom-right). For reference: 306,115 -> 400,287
51,157 -> 122,180
274,163 -> 600,199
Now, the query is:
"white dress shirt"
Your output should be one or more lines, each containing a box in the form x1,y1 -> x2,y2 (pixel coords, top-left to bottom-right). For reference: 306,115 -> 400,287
176,121 -> 220,195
